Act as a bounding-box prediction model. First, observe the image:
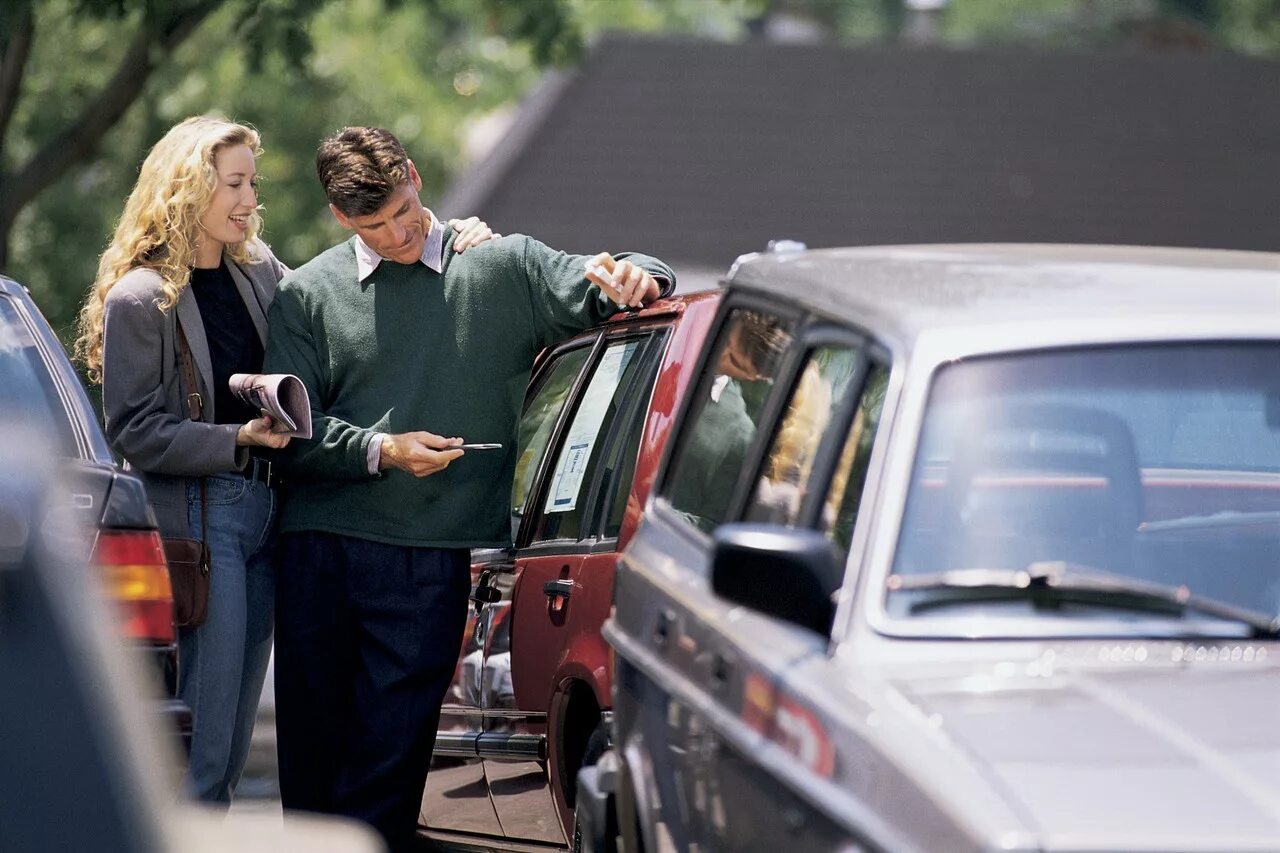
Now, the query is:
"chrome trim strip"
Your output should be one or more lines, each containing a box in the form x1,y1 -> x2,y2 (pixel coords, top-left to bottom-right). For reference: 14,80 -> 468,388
476,732 -> 546,761
433,732 -> 479,757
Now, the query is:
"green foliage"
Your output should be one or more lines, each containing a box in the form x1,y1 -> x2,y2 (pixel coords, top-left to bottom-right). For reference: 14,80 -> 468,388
1,0 -> 745,338
2,0 -> 1277,343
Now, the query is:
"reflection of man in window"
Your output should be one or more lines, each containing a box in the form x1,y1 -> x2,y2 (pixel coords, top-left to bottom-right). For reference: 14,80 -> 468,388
668,312 -> 789,532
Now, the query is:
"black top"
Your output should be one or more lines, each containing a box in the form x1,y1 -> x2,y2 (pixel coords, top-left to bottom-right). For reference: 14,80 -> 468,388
188,262 -> 264,426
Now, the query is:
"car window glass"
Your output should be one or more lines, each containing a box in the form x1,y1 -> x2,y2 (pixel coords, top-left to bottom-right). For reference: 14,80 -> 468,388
822,364 -> 889,555
534,337 -> 648,543
744,346 -> 861,526
663,307 -> 794,534
512,346 -> 592,539
889,343 -> 1280,625
0,297 -> 76,455
603,394 -> 648,540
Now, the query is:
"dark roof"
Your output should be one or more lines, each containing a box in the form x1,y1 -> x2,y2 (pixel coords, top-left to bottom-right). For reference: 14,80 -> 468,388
441,35 -> 1280,281
730,244 -> 1280,339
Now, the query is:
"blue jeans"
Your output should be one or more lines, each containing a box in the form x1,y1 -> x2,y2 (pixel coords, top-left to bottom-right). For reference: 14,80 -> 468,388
177,471 -> 276,805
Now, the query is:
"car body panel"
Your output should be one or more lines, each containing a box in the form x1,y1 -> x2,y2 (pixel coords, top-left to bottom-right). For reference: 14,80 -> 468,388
608,246 -> 1280,852
0,276 -> 184,734
0,435 -> 379,853
422,294 -> 720,847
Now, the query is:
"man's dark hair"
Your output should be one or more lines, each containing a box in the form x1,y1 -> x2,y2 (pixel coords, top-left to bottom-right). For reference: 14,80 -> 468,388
735,310 -> 790,371
315,126 -> 413,216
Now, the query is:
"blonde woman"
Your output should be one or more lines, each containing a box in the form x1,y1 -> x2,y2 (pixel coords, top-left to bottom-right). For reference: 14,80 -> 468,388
76,116 -> 491,805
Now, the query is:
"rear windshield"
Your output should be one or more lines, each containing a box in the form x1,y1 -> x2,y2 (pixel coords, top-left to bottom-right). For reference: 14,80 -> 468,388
0,296 -> 77,455
890,343 -> 1280,631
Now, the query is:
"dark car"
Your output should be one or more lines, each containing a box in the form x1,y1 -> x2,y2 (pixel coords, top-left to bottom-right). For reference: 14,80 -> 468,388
593,245 -> 1280,853
419,292 -> 720,850
0,276 -> 185,738
0,434 -> 382,853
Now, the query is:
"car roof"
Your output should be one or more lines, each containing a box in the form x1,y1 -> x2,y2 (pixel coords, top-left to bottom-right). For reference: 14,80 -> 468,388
728,244 -> 1280,345
599,289 -> 720,326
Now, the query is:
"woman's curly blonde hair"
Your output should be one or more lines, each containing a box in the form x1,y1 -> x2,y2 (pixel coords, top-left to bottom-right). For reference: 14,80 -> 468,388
75,116 -> 263,382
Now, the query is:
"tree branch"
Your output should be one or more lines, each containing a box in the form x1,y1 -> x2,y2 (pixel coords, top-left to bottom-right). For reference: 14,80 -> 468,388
4,0 -> 224,214
0,3 -> 34,149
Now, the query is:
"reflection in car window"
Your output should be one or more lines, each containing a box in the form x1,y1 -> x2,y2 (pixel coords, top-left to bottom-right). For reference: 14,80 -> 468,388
663,308 -> 794,533
745,346 -> 861,527
0,297 -> 75,454
604,400 -> 647,540
534,337 -> 648,543
512,346 -> 592,539
890,343 -> 1280,623
823,364 -> 889,555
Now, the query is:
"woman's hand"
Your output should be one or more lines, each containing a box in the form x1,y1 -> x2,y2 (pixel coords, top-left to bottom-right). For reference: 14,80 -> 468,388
449,216 -> 500,252
236,414 -> 291,449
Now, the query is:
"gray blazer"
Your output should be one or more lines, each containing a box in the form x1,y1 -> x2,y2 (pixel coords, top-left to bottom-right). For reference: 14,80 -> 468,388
100,239 -> 287,535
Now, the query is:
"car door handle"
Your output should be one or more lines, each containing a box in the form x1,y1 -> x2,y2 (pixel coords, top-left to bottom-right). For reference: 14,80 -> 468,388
653,609 -> 676,648
470,584 -> 501,612
543,579 -> 574,599
708,651 -> 733,693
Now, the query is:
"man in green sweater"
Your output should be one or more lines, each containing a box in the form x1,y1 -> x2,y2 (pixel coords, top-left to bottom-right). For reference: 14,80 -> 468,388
262,126 -> 673,851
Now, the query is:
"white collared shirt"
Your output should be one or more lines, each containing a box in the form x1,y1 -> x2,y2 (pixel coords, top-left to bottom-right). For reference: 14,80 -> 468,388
710,374 -> 731,404
353,211 -> 446,282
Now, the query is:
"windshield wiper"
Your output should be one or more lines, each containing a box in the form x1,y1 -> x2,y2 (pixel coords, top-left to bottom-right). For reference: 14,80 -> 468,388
888,562 -> 1280,637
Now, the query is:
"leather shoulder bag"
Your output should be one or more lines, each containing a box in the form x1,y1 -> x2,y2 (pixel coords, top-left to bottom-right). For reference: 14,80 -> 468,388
162,322 -> 211,629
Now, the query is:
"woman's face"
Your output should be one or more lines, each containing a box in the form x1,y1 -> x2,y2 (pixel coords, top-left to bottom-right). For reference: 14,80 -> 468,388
197,143 -> 258,258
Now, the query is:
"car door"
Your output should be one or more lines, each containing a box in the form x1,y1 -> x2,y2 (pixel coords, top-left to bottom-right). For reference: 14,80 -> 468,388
422,339 -> 597,838
482,329 -> 666,844
617,301 -> 893,850
709,345 -> 892,852
613,299 -> 802,849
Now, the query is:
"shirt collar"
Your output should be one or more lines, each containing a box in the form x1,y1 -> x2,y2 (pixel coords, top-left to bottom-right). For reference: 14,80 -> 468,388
353,210 -> 445,282
710,374 -> 731,404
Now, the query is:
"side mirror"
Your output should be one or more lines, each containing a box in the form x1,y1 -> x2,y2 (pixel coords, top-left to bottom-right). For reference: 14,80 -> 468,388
710,523 -> 842,636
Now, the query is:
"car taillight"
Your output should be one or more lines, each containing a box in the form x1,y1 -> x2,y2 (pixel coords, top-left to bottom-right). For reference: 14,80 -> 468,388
91,530 -> 175,645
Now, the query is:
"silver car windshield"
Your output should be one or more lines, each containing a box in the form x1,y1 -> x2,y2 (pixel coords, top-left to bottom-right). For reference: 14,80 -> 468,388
889,343 -> 1280,633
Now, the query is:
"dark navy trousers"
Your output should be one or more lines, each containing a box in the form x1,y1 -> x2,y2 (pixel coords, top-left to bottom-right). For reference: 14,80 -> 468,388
274,531 -> 470,852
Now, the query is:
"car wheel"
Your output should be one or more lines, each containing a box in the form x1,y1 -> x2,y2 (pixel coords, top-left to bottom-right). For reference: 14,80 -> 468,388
581,720 -> 610,770
572,723 -> 618,853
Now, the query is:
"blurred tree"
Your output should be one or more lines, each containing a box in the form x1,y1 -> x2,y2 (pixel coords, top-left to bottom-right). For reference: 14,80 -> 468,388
0,0 -> 749,338
2,0 -> 1275,339
0,0 -> 585,333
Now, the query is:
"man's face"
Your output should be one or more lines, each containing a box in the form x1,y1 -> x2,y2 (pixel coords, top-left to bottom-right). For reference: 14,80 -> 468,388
718,326 -> 765,381
331,163 -> 429,264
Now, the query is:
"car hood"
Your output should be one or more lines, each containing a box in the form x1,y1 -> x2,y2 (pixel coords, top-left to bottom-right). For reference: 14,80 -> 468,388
893,648 -> 1280,852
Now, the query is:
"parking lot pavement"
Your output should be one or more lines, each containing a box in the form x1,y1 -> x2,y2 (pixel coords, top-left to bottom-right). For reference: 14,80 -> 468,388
236,708 -> 280,803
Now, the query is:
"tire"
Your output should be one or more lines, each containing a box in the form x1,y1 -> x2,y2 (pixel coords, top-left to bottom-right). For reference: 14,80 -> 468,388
581,721 -> 610,770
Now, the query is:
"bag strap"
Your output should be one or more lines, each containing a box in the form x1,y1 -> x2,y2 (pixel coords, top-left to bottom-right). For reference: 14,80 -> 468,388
175,322 -> 204,422
175,322 -> 210,568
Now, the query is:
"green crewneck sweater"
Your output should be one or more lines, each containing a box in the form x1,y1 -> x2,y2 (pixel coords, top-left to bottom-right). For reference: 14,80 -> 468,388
263,232 -> 674,547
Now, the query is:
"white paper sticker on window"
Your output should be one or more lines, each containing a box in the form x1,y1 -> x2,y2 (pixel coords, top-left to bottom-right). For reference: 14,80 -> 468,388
545,342 -> 638,513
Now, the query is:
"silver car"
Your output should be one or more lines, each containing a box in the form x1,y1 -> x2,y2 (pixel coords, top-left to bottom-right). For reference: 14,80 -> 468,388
587,245 -> 1280,853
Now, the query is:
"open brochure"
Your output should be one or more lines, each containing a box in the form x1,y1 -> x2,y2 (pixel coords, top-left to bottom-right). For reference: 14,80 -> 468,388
228,373 -> 313,439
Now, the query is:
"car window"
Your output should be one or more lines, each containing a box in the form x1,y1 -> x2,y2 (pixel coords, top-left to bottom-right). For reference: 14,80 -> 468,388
599,332 -> 667,540
889,343 -> 1280,626
512,345 -> 593,539
533,337 -> 649,543
0,296 -> 76,455
822,363 -> 889,556
744,346 -> 861,527
602,402 -> 647,541
663,307 -> 794,534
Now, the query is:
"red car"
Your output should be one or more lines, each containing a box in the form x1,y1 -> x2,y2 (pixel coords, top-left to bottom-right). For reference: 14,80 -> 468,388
420,291 -> 720,849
